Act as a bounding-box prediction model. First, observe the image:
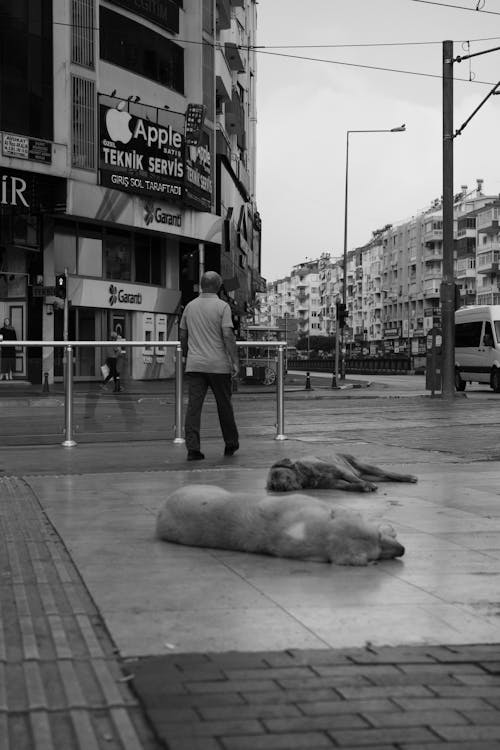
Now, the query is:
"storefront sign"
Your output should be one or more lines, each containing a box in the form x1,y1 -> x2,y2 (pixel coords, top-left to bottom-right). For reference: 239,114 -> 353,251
185,104 -> 206,146
99,104 -> 184,201
106,0 -> 180,33
2,132 -> 52,164
184,131 -> 213,211
383,325 -> 400,339
68,277 -> 181,313
144,201 -> 182,228
1,172 -> 29,207
108,284 -> 143,307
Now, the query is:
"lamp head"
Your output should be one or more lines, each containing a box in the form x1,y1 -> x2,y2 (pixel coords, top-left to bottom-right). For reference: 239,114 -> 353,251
391,124 -> 406,132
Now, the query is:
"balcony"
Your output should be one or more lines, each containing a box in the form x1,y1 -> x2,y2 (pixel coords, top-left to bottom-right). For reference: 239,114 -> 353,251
424,247 -> 443,262
456,265 -> 476,279
423,282 -> 440,299
224,89 -> 245,140
216,46 -> 232,103
477,251 -> 500,274
217,0 -> 231,30
423,222 -> 443,245
224,42 -> 245,72
477,210 -> 499,235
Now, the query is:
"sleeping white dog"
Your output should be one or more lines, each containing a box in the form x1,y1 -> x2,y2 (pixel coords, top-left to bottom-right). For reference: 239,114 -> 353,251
156,485 -> 405,566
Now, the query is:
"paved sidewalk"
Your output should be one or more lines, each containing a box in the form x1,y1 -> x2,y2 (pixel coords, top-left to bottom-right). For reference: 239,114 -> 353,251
128,646 -> 500,749
2,389 -> 500,749
0,476 -> 162,750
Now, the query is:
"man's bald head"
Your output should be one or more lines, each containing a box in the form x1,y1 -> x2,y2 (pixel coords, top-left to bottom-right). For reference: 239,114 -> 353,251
200,271 -> 223,293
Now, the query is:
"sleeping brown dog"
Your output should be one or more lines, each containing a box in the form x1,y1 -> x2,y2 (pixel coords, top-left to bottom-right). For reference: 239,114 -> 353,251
267,454 -> 418,493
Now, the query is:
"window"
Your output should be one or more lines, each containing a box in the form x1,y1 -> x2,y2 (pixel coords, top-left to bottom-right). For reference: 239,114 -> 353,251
0,0 -> 53,139
134,234 -> 164,285
72,0 -> 95,68
100,8 -> 184,93
104,231 -> 132,281
78,229 -> 102,277
455,321 -> 482,348
72,75 -> 96,169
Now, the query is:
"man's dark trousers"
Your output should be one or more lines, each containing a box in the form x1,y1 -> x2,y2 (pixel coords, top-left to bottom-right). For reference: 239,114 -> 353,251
185,372 -> 239,452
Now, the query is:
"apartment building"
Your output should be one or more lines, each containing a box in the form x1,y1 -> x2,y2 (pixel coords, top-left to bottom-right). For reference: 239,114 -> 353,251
0,0 -> 262,383
259,180 -> 499,356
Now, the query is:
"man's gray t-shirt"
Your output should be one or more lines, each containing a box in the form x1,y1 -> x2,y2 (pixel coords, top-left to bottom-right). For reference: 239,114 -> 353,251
180,293 -> 233,374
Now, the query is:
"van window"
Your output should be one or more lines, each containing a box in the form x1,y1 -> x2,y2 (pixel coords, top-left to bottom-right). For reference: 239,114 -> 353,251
455,321 -> 482,347
495,320 -> 500,342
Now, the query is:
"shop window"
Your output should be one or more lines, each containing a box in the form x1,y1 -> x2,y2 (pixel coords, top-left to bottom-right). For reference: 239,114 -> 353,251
54,227 -> 77,274
78,231 -> 102,277
1,214 -> 39,249
134,235 -> 150,283
133,234 -> 164,285
104,230 -> 131,281
99,8 -> 184,94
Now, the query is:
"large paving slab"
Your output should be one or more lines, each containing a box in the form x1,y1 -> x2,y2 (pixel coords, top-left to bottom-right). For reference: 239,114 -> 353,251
25,456 -> 500,658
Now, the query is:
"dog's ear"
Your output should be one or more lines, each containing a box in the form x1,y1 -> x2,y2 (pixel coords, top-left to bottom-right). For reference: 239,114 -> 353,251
271,458 -> 294,470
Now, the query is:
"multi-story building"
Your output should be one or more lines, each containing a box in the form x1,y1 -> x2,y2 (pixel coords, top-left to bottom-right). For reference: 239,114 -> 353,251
259,180 -> 499,357
0,0 -> 262,383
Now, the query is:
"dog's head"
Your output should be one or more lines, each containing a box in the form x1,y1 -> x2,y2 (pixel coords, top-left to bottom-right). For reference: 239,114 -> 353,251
377,523 -> 405,560
266,459 -> 303,492
326,513 -> 405,566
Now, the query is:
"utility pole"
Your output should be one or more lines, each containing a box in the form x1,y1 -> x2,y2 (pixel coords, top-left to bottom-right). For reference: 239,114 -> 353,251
441,40 -> 455,399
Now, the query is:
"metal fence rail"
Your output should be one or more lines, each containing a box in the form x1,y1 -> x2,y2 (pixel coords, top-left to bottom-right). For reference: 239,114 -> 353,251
0,340 -> 287,447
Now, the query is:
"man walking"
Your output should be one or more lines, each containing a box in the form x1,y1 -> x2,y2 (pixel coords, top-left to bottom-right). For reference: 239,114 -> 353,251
180,271 -> 239,461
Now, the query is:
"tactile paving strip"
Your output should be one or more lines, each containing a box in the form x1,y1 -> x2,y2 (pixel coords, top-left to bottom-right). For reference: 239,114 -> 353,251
0,476 -> 161,750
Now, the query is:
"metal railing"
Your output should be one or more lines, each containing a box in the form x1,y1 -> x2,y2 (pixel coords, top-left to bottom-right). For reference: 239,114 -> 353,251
0,340 -> 287,447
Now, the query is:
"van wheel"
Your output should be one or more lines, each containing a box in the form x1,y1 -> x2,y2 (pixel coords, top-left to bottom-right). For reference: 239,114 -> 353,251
455,369 -> 466,391
491,368 -> 500,393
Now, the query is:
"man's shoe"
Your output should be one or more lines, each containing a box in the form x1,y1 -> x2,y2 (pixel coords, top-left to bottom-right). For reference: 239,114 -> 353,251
187,450 -> 205,461
224,444 -> 239,457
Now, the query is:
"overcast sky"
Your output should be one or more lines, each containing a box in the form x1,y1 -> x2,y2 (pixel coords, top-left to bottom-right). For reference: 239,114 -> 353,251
255,0 -> 500,282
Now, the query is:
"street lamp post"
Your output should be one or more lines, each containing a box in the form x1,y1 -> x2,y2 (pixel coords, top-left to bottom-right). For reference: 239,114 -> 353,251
335,124 -> 406,385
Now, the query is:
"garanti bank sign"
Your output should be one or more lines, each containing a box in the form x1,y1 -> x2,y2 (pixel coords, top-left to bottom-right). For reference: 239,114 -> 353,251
99,103 -> 184,202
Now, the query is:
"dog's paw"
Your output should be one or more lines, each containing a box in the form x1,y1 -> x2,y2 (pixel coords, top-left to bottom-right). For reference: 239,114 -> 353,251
363,482 -> 378,492
408,475 -> 418,483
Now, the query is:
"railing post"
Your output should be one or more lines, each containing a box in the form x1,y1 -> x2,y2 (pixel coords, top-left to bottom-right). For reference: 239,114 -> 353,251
62,344 -> 76,447
275,344 -> 286,441
173,344 -> 185,444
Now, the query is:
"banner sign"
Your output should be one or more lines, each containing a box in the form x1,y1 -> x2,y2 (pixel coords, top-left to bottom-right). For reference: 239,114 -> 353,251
99,104 -> 184,202
184,131 -> 213,211
185,103 -> 206,146
2,132 -> 52,164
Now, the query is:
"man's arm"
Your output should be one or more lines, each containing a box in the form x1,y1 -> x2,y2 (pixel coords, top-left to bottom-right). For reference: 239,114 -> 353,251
179,328 -> 188,359
222,326 -> 239,377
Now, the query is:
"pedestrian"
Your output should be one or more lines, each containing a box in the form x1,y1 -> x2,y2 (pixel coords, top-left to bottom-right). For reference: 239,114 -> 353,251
101,331 -> 123,392
0,318 -> 17,381
180,271 -> 239,461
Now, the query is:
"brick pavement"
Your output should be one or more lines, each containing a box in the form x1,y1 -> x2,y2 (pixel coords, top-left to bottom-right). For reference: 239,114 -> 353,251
0,476 -> 162,750
127,647 -> 500,749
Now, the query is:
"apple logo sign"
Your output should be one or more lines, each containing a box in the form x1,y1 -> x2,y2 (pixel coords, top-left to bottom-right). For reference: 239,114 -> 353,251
105,101 -> 132,145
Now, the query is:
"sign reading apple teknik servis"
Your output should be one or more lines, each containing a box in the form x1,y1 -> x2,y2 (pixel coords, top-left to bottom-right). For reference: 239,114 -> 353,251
99,104 -> 185,202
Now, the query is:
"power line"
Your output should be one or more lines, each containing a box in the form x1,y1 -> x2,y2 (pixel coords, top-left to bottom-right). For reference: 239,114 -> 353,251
410,0 -> 500,16
253,35 -> 500,49
254,48 -> 499,87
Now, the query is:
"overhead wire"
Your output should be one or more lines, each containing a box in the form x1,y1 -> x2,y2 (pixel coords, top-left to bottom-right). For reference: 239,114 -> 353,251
409,0 -> 500,15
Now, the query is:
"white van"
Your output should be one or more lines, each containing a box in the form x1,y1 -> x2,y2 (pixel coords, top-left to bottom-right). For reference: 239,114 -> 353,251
455,305 -> 500,392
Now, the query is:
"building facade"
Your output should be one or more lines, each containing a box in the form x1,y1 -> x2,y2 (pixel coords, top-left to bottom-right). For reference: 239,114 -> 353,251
258,180 -> 500,358
0,0 -> 263,383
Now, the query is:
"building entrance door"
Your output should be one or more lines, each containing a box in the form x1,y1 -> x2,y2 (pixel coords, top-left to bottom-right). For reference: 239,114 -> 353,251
54,308 -> 102,380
